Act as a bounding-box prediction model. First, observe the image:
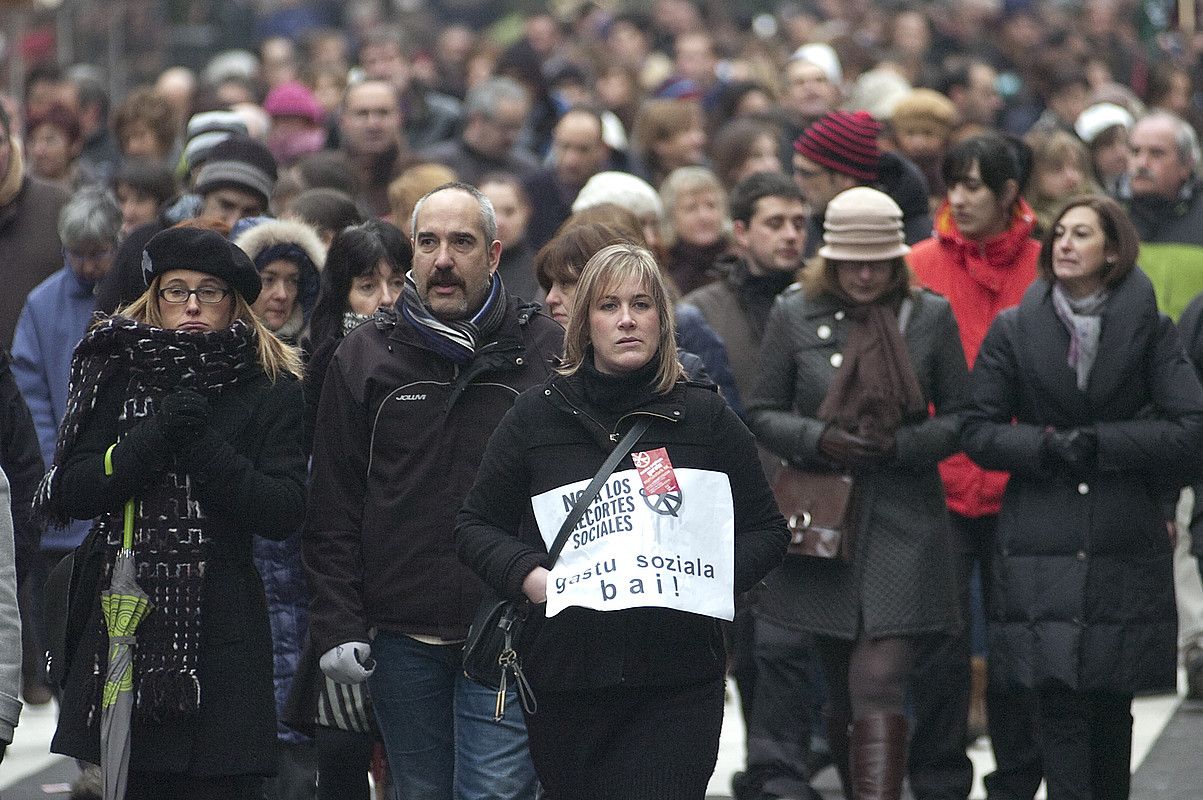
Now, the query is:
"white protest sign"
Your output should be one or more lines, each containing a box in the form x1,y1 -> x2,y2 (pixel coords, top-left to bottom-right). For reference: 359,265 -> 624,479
530,452 -> 735,620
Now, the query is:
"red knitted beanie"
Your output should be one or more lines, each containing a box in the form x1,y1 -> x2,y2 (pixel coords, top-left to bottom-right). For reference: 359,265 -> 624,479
793,110 -> 882,182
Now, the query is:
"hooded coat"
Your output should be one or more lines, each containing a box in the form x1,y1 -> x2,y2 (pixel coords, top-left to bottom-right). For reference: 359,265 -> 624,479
963,270 -> 1203,693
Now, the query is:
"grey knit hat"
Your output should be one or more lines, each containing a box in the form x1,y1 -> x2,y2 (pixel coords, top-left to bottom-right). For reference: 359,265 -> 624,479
192,135 -> 278,209
818,187 -> 910,261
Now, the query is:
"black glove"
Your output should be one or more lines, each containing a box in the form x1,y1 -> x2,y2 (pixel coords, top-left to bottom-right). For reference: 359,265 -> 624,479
156,389 -> 210,450
818,426 -> 894,470
1042,427 -> 1098,475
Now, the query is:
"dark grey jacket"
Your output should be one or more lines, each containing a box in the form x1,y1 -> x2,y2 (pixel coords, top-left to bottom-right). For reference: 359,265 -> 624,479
747,287 -> 968,639
964,271 -> 1203,693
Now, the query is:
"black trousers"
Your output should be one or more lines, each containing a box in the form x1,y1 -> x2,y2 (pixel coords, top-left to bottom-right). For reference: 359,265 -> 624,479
263,740 -> 317,800
125,771 -> 266,800
525,679 -> 724,800
1036,689 -> 1133,800
314,725 -> 374,800
742,616 -> 825,799
908,513 -> 1042,800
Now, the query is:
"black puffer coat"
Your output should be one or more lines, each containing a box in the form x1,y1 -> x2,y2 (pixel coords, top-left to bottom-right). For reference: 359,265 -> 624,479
747,288 -> 968,639
963,270 -> 1203,694
455,368 -> 788,691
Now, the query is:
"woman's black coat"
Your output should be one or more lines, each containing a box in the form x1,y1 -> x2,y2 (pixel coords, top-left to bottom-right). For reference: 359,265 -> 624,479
50,371 -> 307,775
963,270 -> 1203,694
746,288 -> 968,639
455,373 -> 789,692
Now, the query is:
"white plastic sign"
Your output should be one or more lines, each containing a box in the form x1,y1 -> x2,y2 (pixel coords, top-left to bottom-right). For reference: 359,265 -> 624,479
531,461 -> 735,621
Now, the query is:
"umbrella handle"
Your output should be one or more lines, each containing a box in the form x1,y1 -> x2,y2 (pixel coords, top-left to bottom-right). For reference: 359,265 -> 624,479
104,444 -> 137,551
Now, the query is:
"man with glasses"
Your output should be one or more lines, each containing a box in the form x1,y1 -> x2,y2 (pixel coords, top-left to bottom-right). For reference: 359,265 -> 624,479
11,187 -> 121,708
420,77 -> 539,187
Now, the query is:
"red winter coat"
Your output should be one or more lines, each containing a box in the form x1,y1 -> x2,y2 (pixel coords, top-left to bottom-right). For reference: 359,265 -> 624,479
908,199 -> 1040,518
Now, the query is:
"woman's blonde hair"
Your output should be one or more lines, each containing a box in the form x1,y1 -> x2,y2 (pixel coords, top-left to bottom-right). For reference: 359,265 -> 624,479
118,276 -> 304,382
559,242 -> 685,395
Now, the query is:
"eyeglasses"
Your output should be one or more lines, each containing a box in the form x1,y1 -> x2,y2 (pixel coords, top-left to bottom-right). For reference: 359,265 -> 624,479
157,286 -> 230,304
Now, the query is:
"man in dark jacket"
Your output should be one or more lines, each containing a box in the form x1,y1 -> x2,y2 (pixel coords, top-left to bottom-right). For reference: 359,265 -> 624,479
419,77 -> 540,186
792,110 -> 933,258
678,173 -> 823,800
0,100 -> 70,351
305,182 -> 561,800
522,107 -> 612,251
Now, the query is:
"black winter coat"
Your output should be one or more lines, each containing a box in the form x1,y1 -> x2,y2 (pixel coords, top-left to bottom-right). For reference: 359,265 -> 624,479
1174,291 -> 1203,559
963,271 -> 1203,694
51,371 -> 307,775
304,300 -> 563,652
0,352 -> 44,584
455,370 -> 788,691
747,288 -> 968,639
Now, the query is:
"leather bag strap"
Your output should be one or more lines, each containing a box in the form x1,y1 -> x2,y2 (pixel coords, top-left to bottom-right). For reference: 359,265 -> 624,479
545,416 -> 652,567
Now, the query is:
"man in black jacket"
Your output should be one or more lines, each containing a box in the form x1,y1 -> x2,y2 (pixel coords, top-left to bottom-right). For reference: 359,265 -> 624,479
304,182 -> 562,800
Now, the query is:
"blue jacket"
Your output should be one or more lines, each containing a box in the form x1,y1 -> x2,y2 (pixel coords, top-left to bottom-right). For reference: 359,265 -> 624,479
253,534 -> 311,744
11,266 -> 96,550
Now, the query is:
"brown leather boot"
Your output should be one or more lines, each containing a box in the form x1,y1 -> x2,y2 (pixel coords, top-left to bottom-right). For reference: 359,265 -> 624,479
825,711 -> 854,798
967,655 -> 988,743
849,713 -> 907,800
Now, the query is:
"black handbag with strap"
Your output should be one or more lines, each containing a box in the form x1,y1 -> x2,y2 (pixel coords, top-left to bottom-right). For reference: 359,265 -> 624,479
462,417 -> 652,720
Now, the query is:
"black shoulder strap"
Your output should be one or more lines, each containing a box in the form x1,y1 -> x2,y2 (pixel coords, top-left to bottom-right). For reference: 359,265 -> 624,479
545,417 -> 651,567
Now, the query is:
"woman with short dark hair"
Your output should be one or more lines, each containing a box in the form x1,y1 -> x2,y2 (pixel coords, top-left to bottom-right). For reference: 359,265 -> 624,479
964,194 -> 1203,800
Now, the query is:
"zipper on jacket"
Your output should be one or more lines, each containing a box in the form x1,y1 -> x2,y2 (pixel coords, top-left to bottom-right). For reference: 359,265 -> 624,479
551,384 -> 681,441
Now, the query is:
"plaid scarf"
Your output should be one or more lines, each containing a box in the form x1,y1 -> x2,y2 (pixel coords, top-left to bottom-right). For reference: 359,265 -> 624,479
35,316 -> 260,722
399,272 -> 508,363
1050,283 -> 1108,391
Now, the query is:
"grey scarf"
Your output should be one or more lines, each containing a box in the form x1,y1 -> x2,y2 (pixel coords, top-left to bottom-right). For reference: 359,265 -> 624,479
1051,282 -> 1109,390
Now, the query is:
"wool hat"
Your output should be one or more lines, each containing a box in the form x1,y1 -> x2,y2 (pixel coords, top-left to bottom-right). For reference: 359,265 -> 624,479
1074,102 -> 1135,145
818,186 -> 909,261
142,226 -> 262,303
572,171 -> 665,220
193,136 -> 278,209
263,81 -> 324,124
794,110 -> 882,182
849,67 -> 912,121
791,42 -> 842,85
182,111 -> 249,172
891,89 -> 957,134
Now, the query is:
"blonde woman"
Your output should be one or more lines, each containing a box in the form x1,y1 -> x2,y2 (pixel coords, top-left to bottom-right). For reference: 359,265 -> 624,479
457,243 -> 787,799
37,226 -> 306,799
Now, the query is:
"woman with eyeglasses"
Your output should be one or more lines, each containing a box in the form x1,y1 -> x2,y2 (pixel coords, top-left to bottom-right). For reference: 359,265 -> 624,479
37,225 -> 307,799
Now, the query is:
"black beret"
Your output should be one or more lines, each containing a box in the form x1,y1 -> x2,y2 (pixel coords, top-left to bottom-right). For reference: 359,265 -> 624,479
142,227 -> 262,303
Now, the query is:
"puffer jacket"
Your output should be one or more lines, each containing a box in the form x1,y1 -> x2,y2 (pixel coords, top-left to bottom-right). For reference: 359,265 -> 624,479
963,270 -> 1203,693
908,199 -> 1040,519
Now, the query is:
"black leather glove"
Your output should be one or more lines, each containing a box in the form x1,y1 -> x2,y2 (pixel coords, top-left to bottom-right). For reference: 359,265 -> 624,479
156,389 -> 210,451
1042,427 -> 1098,475
818,425 -> 894,470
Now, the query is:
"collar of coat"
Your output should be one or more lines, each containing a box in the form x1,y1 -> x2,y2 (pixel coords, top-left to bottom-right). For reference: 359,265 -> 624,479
1016,268 -> 1160,413
547,371 -> 690,450
930,198 -> 1038,294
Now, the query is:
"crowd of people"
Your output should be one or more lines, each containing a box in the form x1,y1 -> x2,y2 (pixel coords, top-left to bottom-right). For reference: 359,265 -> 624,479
2,1 -> 1203,800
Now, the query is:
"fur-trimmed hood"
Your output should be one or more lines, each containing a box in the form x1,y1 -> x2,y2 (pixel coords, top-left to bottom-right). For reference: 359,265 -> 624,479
234,218 -> 326,337
234,217 -> 326,273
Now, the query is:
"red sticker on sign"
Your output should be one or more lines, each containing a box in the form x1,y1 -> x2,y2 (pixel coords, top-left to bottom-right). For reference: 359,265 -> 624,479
632,448 -> 680,497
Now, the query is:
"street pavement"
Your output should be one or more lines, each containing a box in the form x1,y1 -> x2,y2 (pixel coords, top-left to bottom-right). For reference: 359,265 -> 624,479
2,676 -> 1198,799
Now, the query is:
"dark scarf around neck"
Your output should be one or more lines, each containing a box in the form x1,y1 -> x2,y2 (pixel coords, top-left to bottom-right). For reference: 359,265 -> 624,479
400,271 -> 509,363
577,347 -> 663,415
817,294 -> 925,448
34,315 -> 261,724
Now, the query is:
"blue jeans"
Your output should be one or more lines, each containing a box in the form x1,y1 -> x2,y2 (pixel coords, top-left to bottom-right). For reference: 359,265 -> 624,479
368,630 -> 538,800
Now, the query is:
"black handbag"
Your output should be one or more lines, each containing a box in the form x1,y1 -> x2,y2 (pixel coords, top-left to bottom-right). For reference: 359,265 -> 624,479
462,417 -> 652,720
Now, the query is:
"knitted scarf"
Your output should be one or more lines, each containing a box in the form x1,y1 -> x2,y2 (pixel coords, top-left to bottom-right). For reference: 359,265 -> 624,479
342,310 -> 375,338
399,271 -> 508,363
35,316 -> 261,722
817,296 -> 926,449
1051,282 -> 1109,391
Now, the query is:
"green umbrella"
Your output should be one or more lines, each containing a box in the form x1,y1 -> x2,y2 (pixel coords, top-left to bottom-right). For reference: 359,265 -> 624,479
99,449 -> 152,800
